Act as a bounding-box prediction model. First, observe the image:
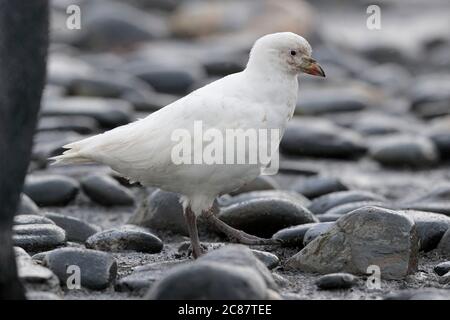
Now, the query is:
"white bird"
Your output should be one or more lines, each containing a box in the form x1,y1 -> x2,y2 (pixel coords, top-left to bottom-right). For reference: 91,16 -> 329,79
52,32 -> 325,258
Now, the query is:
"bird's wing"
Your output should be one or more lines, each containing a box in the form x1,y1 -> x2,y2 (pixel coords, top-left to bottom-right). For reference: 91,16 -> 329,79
68,77 -> 263,174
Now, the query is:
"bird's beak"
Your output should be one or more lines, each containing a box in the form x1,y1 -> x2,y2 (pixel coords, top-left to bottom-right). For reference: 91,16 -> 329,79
301,57 -> 325,77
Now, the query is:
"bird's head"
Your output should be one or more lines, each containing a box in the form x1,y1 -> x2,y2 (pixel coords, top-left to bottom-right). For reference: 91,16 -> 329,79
247,32 -> 325,77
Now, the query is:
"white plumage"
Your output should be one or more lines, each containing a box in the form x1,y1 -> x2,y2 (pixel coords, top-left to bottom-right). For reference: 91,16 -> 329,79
52,32 -> 325,257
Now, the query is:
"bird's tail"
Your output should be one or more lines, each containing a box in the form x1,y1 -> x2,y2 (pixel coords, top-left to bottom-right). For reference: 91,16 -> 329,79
49,141 -> 93,165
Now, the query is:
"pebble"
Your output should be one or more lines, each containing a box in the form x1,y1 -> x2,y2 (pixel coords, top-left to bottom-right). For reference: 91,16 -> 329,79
272,223 -> 318,247
14,215 -> 55,226
42,97 -> 134,129
369,135 -> 439,167
251,249 -> 280,269
13,224 -> 66,252
17,194 -> 41,215
45,212 -> 100,243
410,74 -> 450,119
280,118 -> 367,159
323,201 -> 391,216
218,198 -> 318,237
15,247 -> 60,293
80,174 -> 135,206
384,289 -> 450,300
295,87 -> 370,115
146,261 -> 269,300
315,273 -> 357,290
287,206 -> 419,279
38,116 -> 98,134
229,175 -> 279,195
146,245 -> 276,299
85,225 -> 163,253
73,1 -> 168,50
290,176 -> 348,199
43,248 -> 117,290
303,222 -> 335,246
128,189 -> 188,235
401,210 -> 450,251
307,190 -> 386,215
219,190 -> 311,208
438,228 -> 450,256
116,260 -> 188,294
23,175 -> 79,207
434,261 -> 450,276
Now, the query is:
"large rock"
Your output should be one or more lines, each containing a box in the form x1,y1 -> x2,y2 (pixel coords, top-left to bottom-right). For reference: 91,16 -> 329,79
17,194 -> 41,215
280,119 -> 367,159
43,248 -> 117,290
218,198 -> 318,237
286,206 -> 419,279
23,174 -> 79,206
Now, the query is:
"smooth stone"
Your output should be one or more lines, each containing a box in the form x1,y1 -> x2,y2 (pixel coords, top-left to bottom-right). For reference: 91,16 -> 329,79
434,261 -> 450,276
133,68 -> 197,95
384,289 -> 450,300
359,63 -> 411,94
303,222 -> 335,246
438,228 -> 450,256
85,225 -> 163,253
295,87 -> 370,115
38,116 -> 98,134
146,261 -> 269,300
115,260 -> 188,294
317,214 -> 341,222
287,206 -> 419,279
315,273 -> 357,290
45,212 -> 100,243
42,97 -> 134,129
251,250 -> 280,269
323,201 -> 391,216
272,223 -> 318,247
352,113 -> 411,136
72,1 -> 168,50
26,291 -> 62,300
369,135 -> 439,167
229,175 -> 279,196
198,245 -> 276,290
429,129 -> 450,159
307,190 -> 386,215
400,210 -> 450,251
43,247 -> 117,290
219,198 -> 318,237
128,189 -> 187,235
401,203 -> 450,216
280,118 -> 367,159
290,176 -> 348,199
80,174 -> 135,206
410,74 -> 450,117
14,215 -> 55,226
219,190 -> 311,208
17,194 -> 41,215
15,248 -> 60,293
23,175 -> 79,206
13,224 -> 66,252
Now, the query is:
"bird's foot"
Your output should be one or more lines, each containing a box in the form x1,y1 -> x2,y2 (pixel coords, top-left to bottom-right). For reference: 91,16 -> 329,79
179,241 -> 208,259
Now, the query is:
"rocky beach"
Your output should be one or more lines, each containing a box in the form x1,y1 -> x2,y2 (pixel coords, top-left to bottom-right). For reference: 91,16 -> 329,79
12,0 -> 450,300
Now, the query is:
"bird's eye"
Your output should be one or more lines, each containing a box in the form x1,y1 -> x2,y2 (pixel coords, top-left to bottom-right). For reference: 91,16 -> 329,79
290,50 -> 296,56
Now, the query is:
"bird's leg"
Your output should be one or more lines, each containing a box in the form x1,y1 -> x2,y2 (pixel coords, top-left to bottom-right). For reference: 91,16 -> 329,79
184,206 -> 204,259
202,208 -> 280,245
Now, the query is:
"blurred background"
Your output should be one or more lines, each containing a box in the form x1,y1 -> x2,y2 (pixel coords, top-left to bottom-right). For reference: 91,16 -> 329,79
41,0 -> 450,197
